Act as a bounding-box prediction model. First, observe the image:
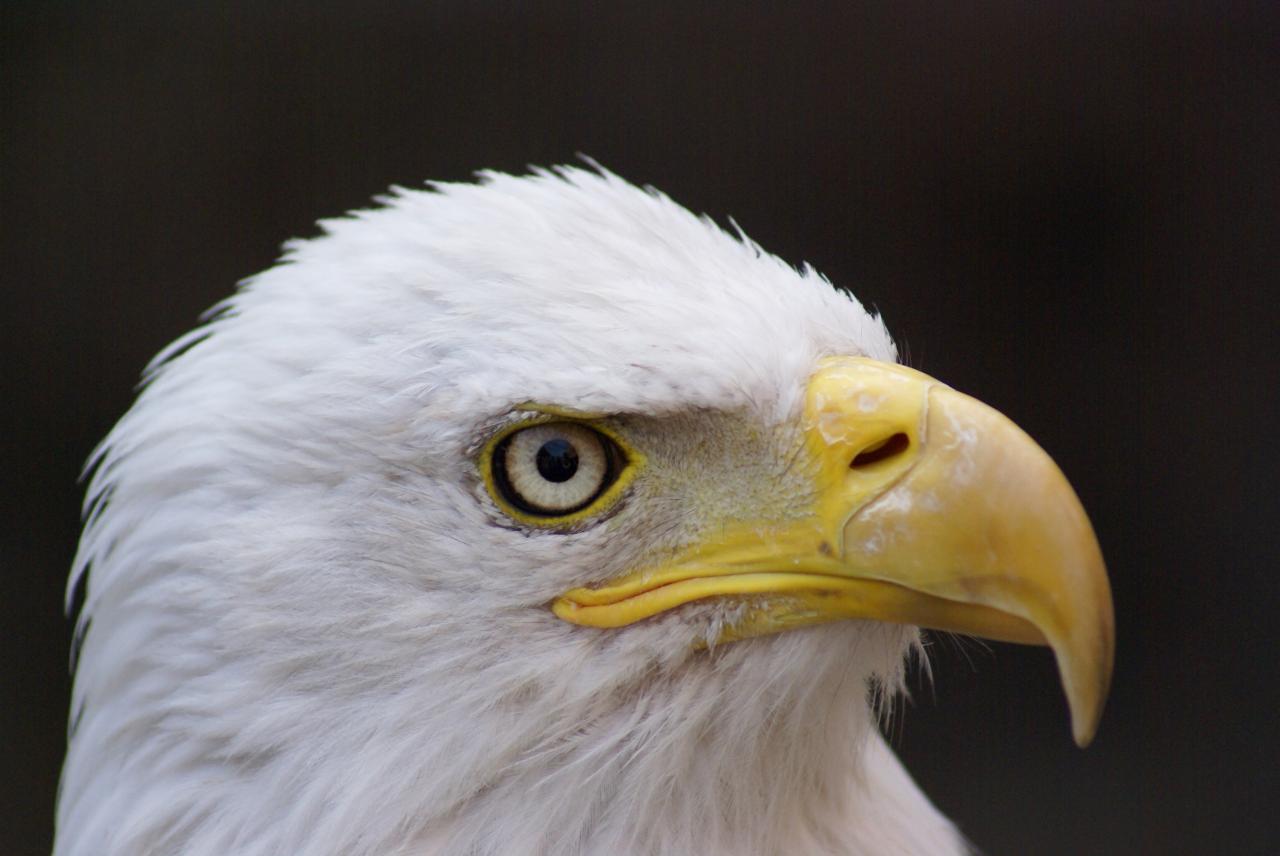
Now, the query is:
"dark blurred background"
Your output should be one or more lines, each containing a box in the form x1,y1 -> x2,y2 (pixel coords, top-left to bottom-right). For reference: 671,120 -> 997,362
3,2 -> 1276,854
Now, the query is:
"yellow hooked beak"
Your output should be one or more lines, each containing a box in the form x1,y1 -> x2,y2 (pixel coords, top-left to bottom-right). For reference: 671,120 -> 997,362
552,357 -> 1114,746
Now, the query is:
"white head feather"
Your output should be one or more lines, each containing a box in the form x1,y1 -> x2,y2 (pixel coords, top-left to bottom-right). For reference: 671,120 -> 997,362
58,166 -> 967,855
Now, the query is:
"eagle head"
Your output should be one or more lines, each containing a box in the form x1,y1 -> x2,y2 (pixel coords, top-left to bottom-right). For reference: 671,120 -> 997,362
58,166 -> 1113,856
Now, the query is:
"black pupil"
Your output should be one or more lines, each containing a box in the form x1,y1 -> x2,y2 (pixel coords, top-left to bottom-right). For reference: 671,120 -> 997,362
536,438 -> 579,483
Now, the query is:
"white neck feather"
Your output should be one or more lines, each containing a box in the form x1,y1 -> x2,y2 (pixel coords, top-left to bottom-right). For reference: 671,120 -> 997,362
410,624 -> 968,856
60,592 -> 965,855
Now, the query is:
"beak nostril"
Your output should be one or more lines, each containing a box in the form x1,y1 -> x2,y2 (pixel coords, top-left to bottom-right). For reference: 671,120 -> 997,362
851,432 -> 910,469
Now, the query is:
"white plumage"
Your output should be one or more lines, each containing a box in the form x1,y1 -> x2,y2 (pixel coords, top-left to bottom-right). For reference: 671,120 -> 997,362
58,165 -> 1095,855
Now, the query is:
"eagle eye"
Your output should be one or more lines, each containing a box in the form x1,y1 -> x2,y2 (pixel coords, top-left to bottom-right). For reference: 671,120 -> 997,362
487,421 -> 630,522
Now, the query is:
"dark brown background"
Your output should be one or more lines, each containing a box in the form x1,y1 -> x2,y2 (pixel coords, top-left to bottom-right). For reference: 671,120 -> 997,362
3,3 -> 1277,854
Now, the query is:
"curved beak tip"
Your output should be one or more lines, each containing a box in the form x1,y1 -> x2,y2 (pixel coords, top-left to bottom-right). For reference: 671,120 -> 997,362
1062,619 -> 1115,748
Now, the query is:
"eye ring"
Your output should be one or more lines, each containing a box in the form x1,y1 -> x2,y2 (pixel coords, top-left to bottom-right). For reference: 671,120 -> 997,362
483,419 -> 639,525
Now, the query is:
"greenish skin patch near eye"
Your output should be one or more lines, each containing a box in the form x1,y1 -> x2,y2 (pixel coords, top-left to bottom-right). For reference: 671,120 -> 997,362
479,405 -> 648,529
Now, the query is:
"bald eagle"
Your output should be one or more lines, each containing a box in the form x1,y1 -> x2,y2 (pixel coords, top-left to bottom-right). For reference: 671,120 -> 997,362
58,166 -> 1113,856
